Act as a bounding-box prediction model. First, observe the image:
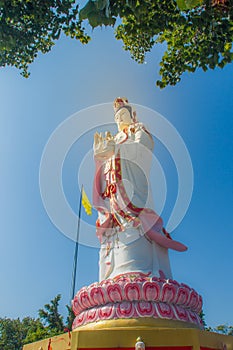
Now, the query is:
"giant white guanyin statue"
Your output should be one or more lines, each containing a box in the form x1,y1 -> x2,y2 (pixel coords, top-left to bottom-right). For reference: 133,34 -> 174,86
72,98 -> 203,331
93,97 -> 187,281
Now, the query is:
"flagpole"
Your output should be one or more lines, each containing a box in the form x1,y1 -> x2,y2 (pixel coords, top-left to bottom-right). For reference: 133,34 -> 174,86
71,184 -> 83,301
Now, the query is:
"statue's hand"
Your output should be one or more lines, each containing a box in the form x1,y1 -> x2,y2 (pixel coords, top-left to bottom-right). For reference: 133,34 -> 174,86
94,132 -> 103,151
94,132 -> 98,149
105,131 -> 113,141
93,131 -> 115,159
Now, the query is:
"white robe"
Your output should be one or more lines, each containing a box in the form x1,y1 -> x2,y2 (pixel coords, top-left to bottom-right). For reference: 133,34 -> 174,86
94,123 -> 173,281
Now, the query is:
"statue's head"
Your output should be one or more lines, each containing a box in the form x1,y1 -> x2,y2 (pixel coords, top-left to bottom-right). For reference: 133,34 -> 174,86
113,97 -> 137,131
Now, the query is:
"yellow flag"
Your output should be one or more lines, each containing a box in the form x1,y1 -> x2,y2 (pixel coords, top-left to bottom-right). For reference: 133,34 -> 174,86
82,187 -> 92,215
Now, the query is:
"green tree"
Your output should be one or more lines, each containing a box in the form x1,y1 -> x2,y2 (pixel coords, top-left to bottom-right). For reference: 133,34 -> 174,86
205,324 -> 233,335
0,317 -> 45,350
0,0 -> 90,78
0,295 -> 74,349
38,294 -> 64,334
0,0 -> 232,87
24,295 -> 74,344
65,304 -> 75,331
22,318 -> 51,345
214,324 -> 233,335
0,317 -> 22,350
199,310 -> 207,329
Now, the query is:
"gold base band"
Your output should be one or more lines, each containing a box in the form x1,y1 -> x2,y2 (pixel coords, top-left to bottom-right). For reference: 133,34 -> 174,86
73,317 -> 201,331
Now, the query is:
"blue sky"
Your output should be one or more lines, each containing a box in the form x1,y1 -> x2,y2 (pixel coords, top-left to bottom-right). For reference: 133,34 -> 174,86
0,25 -> 232,328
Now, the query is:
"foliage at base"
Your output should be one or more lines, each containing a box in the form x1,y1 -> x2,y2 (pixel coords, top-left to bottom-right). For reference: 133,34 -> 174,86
0,294 -> 75,350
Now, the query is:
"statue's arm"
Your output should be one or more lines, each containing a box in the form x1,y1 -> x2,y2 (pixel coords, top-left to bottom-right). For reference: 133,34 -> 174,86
133,124 -> 154,151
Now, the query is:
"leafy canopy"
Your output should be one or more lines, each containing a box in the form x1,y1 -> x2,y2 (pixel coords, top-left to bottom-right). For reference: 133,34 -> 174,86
0,0 -> 90,77
0,0 -> 232,87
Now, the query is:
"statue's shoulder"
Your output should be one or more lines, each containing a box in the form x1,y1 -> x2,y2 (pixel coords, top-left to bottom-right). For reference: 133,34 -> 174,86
131,122 -> 151,137
130,122 -> 148,131
132,122 -> 154,149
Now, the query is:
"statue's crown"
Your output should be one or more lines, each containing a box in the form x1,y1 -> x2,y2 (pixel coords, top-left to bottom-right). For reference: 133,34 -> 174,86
113,97 -> 129,113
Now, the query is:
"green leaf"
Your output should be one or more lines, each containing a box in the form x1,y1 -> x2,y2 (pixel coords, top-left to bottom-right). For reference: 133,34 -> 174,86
79,1 -> 96,20
176,0 -> 204,10
96,0 -> 108,11
176,0 -> 188,10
